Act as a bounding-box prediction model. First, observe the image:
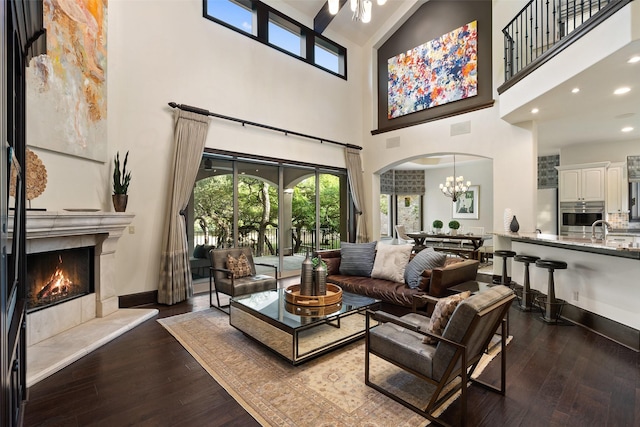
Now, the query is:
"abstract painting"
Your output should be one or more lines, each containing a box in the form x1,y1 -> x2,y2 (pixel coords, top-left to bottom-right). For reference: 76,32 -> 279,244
388,21 -> 478,119
26,0 -> 108,162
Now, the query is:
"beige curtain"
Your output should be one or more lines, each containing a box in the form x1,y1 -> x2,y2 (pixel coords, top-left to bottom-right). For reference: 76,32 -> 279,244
345,147 -> 369,243
158,110 -> 211,304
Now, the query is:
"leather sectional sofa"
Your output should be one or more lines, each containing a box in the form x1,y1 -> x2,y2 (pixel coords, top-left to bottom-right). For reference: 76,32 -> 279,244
317,249 -> 480,314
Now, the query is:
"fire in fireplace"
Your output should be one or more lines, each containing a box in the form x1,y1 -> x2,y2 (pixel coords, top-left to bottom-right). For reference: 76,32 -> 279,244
26,246 -> 94,312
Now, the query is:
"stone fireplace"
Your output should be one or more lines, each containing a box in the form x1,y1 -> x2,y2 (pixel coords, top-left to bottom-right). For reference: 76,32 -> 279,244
11,211 -> 135,346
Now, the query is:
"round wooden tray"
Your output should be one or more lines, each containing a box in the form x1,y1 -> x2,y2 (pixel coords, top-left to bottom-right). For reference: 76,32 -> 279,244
284,283 -> 342,307
285,301 -> 342,317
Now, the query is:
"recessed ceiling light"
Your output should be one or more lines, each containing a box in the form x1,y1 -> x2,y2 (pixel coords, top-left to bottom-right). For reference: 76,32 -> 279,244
571,88 -> 580,93
621,126 -> 634,132
531,108 -> 539,114
628,56 -> 640,64
614,87 -> 631,95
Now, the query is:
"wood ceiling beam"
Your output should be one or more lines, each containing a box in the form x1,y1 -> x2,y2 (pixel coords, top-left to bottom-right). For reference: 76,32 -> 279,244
314,0 -> 348,34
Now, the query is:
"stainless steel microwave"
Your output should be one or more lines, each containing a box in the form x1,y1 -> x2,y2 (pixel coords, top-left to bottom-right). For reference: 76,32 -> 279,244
559,201 -> 605,236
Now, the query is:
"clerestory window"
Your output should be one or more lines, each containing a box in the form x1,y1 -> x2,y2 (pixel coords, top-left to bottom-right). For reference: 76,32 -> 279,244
203,0 -> 346,79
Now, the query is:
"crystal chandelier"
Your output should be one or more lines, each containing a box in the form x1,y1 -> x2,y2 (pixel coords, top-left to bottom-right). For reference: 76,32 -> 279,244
328,0 -> 387,23
439,155 -> 471,202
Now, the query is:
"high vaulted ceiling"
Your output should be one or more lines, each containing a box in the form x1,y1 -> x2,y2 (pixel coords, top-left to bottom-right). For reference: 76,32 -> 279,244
282,0 -> 640,157
282,0 -> 404,46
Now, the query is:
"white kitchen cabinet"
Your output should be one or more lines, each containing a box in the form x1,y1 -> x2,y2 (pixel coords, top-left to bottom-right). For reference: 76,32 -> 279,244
606,162 -> 628,213
557,164 -> 606,202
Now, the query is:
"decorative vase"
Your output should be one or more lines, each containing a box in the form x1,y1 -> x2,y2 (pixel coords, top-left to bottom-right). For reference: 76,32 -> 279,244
314,256 -> 327,296
112,194 -> 128,212
434,228 -> 442,235
503,208 -> 513,233
300,250 -> 313,296
450,229 -> 457,236
510,215 -> 520,233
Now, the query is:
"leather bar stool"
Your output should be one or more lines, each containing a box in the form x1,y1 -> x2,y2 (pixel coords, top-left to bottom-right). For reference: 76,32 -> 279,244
535,259 -> 568,323
494,250 -> 517,287
514,254 -> 540,311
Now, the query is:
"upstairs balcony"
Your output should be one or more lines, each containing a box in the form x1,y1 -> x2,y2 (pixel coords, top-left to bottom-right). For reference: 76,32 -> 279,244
499,0 -> 632,92
497,0 -> 639,155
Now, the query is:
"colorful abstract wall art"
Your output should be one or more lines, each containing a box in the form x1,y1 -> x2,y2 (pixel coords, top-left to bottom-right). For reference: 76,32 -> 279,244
26,0 -> 108,162
387,21 -> 478,119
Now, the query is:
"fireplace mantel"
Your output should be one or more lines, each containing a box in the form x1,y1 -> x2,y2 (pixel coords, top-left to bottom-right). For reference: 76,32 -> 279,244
12,210 -> 135,239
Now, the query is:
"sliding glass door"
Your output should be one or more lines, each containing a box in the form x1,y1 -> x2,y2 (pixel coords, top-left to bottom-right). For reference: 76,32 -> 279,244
190,153 -> 350,278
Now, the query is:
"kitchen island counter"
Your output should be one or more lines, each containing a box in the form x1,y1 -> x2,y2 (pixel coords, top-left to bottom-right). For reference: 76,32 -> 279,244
494,232 -> 640,350
495,232 -> 640,260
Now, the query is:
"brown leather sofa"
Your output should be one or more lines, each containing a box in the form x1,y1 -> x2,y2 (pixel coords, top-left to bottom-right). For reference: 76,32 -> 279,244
317,249 -> 479,313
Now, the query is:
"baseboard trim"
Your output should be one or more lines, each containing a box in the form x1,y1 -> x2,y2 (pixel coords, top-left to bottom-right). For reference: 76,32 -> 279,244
119,290 -> 158,308
510,283 -> 639,352
560,304 -> 639,352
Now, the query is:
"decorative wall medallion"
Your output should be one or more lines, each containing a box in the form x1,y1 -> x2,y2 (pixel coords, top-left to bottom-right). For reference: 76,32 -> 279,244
10,148 -> 48,205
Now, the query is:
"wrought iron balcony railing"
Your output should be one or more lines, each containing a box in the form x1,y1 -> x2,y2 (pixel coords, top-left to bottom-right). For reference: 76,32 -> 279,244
501,0 -> 631,90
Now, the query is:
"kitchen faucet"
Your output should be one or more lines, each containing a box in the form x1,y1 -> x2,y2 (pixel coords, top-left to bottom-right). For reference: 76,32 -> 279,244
591,220 -> 612,242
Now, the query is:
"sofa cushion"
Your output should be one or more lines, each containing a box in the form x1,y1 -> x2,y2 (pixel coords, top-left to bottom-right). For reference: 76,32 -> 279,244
404,248 -> 447,289
339,241 -> 377,277
226,253 -> 252,278
417,257 -> 465,291
327,274 -> 422,307
423,290 -> 471,344
371,243 -> 412,283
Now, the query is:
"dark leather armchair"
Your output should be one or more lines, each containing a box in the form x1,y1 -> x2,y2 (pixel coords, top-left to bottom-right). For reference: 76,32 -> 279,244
208,247 -> 277,313
365,285 -> 515,426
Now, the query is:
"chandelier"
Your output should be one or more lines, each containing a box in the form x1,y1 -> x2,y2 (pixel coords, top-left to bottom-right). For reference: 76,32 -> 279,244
439,155 -> 471,202
328,0 -> 387,23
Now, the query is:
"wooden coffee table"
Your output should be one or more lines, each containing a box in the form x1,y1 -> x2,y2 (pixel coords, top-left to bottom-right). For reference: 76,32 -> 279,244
229,288 -> 380,364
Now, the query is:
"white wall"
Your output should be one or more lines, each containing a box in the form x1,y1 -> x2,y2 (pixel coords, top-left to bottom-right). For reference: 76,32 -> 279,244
29,0 -> 363,297
424,159 -> 494,233
560,139 -> 640,165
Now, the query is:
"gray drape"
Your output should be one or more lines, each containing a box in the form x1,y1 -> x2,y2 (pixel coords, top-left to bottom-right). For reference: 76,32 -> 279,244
158,110 -> 211,304
345,147 -> 369,243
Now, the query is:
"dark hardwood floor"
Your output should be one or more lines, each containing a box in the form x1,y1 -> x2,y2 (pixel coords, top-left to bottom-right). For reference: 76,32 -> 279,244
23,293 -> 639,427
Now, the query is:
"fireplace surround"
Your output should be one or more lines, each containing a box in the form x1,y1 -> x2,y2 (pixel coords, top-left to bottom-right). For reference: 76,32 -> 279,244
9,210 -> 135,346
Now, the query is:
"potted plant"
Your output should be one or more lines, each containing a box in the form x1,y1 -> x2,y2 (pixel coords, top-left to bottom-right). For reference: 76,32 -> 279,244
432,220 -> 443,234
112,151 -> 131,212
448,220 -> 460,235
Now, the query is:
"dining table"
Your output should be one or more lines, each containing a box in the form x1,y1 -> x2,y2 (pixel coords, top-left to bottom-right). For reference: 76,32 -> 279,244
405,232 -> 486,260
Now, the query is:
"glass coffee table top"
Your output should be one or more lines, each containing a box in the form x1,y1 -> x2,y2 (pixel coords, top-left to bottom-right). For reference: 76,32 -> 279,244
231,287 -> 379,330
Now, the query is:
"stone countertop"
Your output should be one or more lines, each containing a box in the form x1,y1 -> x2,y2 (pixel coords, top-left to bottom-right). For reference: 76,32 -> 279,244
494,232 -> 640,260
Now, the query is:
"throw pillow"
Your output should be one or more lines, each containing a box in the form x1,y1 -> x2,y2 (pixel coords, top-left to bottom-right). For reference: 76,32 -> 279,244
193,244 -> 213,259
404,247 -> 447,289
370,243 -> 413,283
339,241 -> 377,277
323,257 -> 341,275
193,244 -> 206,259
226,253 -> 252,278
423,291 -> 472,344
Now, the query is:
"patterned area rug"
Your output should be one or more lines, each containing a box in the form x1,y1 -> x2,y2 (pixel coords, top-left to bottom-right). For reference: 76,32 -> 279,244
158,309 -> 507,426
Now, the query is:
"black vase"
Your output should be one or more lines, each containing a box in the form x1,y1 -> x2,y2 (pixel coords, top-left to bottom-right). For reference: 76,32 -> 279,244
510,215 -> 520,233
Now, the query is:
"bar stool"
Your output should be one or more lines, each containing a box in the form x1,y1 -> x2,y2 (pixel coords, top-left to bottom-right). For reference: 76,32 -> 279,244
494,250 -> 516,287
513,254 -> 540,311
535,259 -> 568,323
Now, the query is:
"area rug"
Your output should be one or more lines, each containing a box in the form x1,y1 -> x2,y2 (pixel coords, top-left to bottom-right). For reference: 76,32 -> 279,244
158,309 -> 508,427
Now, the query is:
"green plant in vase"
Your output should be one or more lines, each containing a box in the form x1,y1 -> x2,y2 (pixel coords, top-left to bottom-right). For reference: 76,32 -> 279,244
112,151 -> 132,212
448,220 -> 460,235
432,219 -> 443,234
